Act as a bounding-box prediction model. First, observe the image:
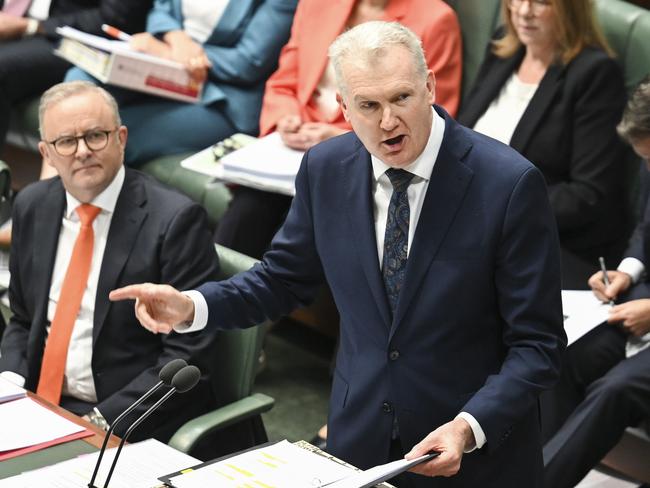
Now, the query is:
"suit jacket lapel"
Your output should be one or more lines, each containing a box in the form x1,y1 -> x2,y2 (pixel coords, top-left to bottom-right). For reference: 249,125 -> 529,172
93,170 -> 147,342
207,0 -> 253,45
510,62 -> 563,153
390,112 -> 474,338
33,182 -> 65,330
344,141 -> 392,329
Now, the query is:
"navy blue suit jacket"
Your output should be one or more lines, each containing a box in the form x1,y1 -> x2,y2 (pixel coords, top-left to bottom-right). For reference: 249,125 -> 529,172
198,108 -> 566,486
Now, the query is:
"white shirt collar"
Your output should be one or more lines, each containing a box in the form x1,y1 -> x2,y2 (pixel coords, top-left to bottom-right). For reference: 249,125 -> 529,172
371,106 -> 445,182
64,166 -> 126,219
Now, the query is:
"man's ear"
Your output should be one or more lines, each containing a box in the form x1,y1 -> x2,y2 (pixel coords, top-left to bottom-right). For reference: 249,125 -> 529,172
38,141 -> 53,169
337,92 -> 350,122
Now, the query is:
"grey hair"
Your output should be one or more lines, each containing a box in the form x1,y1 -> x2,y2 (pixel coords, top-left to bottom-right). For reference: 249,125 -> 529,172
328,21 -> 428,94
39,80 -> 121,139
617,75 -> 650,144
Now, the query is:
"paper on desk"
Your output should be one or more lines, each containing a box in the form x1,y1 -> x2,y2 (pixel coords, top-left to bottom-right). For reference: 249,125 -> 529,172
166,439 -> 355,488
562,290 -> 611,345
0,438 -> 198,488
0,397 -> 85,452
0,376 -> 26,404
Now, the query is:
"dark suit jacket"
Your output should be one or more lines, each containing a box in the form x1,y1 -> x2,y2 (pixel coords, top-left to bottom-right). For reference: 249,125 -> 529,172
0,0 -> 153,37
195,108 -> 566,486
458,45 -> 628,263
0,169 -> 220,441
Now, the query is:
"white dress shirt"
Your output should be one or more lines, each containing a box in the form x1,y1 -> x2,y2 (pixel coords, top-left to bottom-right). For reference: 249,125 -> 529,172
182,0 -> 229,43
181,108 -> 487,449
0,167 -> 125,403
617,257 -> 650,357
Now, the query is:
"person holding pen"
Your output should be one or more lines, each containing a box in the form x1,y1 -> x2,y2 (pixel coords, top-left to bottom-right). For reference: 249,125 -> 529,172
542,76 -> 650,488
65,0 -> 298,166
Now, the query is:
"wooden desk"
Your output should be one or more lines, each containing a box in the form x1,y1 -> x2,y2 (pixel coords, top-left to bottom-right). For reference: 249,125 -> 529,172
0,392 -> 120,479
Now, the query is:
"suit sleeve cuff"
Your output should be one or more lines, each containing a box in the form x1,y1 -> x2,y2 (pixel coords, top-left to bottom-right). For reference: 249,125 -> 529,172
618,258 -> 645,284
173,290 -> 208,333
456,412 -> 486,452
1,370 -> 26,388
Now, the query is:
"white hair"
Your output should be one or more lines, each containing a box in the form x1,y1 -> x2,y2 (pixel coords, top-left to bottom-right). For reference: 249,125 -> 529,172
39,81 -> 121,139
328,21 -> 428,94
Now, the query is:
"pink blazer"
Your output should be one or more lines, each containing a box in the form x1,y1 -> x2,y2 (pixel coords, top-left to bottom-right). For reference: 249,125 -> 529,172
259,0 -> 463,135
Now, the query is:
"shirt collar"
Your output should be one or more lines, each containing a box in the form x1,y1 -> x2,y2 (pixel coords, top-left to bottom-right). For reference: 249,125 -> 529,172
64,165 -> 126,219
371,106 -> 445,182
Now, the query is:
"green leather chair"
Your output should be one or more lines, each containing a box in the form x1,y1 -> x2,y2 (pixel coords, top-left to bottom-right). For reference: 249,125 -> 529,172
168,244 -> 274,459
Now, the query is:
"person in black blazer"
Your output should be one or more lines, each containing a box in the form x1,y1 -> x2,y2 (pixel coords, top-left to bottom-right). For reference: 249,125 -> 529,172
543,76 -> 650,488
0,0 -> 152,151
458,0 -> 628,288
0,81 -> 220,441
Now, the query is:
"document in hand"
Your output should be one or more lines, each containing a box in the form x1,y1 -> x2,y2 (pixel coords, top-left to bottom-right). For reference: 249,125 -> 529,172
561,290 -> 611,345
54,26 -> 202,103
160,439 -> 434,488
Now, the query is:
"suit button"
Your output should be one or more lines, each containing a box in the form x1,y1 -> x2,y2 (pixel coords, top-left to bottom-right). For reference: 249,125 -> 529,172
389,350 -> 400,361
382,402 -> 393,413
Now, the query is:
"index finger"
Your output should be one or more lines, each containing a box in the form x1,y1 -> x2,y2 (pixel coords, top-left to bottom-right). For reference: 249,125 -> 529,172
109,284 -> 147,301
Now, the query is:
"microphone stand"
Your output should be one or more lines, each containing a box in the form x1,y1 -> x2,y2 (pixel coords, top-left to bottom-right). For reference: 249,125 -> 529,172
101,388 -> 178,488
87,381 -> 164,488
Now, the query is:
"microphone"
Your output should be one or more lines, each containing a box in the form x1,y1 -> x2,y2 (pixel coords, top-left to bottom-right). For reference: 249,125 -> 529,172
102,365 -> 201,488
87,358 -> 187,488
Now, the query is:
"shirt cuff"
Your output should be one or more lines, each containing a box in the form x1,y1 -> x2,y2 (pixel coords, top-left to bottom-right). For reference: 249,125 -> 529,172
173,290 -> 208,333
1,370 -> 26,387
617,257 -> 644,284
456,412 -> 486,452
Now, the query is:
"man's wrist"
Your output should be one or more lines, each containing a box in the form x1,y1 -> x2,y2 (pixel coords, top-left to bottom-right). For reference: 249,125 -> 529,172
86,407 -> 109,431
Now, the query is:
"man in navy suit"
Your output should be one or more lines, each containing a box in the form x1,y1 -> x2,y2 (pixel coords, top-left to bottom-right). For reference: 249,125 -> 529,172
112,22 -> 566,486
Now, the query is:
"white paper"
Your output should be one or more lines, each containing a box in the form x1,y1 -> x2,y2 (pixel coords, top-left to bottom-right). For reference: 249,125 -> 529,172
0,376 -> 26,404
0,397 -> 84,452
167,439 -> 354,488
180,133 -> 299,195
324,454 -> 435,488
0,439 -> 198,488
562,290 -> 611,345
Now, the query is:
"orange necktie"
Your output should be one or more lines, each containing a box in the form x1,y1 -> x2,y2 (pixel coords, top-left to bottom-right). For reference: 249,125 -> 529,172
37,204 -> 101,404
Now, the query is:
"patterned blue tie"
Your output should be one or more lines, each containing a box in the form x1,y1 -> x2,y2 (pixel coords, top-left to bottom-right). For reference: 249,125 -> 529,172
382,168 -> 415,315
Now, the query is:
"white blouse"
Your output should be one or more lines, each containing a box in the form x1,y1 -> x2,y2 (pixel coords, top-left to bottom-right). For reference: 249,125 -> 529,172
182,0 -> 230,43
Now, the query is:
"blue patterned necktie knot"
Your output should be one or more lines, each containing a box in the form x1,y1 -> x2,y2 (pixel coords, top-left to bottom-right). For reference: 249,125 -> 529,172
382,168 -> 415,317
385,168 -> 415,193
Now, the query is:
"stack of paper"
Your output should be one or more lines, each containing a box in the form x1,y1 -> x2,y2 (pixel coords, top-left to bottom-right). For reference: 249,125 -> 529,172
562,290 -> 611,345
0,376 -> 26,404
180,132 -> 303,196
0,397 -> 91,461
55,26 -> 202,103
0,438 -> 199,488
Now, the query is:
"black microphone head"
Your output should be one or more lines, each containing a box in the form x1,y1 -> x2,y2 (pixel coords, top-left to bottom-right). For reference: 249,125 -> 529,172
159,358 -> 188,385
171,365 -> 201,393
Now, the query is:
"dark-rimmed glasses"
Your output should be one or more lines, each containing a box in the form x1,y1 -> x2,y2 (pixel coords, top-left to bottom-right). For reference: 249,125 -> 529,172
507,0 -> 551,14
46,129 -> 118,156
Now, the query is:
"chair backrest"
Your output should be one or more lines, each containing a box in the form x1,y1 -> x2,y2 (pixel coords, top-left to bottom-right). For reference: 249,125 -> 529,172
444,0 -> 502,100
593,0 -> 650,94
210,244 -> 266,404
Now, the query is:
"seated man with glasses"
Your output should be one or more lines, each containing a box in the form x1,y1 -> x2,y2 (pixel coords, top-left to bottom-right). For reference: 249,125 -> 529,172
0,80 -> 221,442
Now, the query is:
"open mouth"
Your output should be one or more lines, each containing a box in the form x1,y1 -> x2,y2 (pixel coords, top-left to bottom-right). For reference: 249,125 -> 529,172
383,135 -> 405,147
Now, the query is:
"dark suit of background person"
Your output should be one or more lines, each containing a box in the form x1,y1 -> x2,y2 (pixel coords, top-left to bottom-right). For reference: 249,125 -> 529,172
542,161 -> 650,488
0,168 -> 220,441
0,0 -> 151,151
458,44 -> 628,288
66,0 -> 298,166
189,107 -> 566,487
